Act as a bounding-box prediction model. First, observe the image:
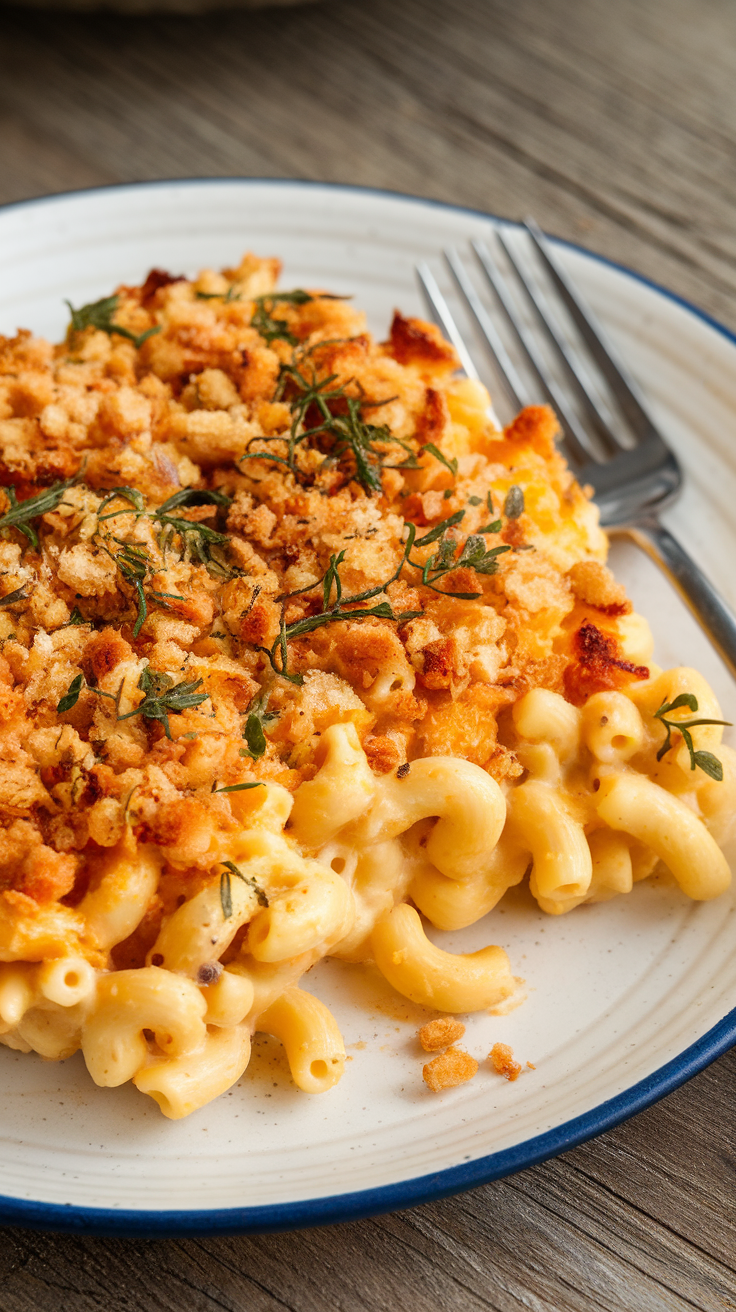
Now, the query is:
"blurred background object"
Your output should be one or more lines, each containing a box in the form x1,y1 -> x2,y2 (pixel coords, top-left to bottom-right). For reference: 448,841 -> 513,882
5,0 -> 317,13
0,0 -> 733,330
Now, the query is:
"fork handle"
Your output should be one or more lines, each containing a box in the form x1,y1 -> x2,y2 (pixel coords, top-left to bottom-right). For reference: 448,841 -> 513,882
622,517 -> 736,680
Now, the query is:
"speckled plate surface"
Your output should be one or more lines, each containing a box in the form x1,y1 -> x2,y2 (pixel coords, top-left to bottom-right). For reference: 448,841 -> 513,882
0,180 -> 734,1235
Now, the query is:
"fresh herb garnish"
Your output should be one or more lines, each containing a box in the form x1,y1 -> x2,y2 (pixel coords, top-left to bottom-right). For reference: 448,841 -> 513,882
409,512 -> 510,600
250,290 -> 313,346
97,487 -> 146,521
262,533 -> 423,683
241,691 -> 278,760
261,508 -> 511,682
154,514 -> 232,578
504,485 -> 525,519
117,667 -> 209,740
56,673 -> 124,714
65,606 -> 87,626
57,674 -> 85,714
240,357 -> 413,497
423,443 -> 458,478
0,475 -> 79,549
107,539 -> 151,638
213,782 -> 265,794
152,490 -> 233,579
65,294 -> 161,350
156,488 -> 231,514
195,286 -> 241,303
653,694 -> 731,780
0,586 -> 28,607
219,859 -> 269,919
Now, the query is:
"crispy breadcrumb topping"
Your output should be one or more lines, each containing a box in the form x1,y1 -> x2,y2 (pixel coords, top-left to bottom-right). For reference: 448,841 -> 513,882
0,252 -> 641,943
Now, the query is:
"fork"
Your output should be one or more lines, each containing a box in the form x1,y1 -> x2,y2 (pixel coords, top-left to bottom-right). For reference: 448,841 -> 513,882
416,220 -> 736,680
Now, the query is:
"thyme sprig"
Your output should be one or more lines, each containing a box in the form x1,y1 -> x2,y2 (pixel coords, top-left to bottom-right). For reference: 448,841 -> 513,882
56,673 -> 124,714
654,694 -> 731,780
117,667 -> 210,740
0,475 -> 80,549
241,361 -> 409,496
250,290 -> 314,346
65,295 -> 161,350
262,504 -> 515,682
219,859 -> 269,920
404,509 -> 509,600
93,487 -> 232,632
152,490 -> 234,579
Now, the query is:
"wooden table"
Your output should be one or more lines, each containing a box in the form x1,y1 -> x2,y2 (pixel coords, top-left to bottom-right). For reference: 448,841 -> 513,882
0,0 -> 735,1306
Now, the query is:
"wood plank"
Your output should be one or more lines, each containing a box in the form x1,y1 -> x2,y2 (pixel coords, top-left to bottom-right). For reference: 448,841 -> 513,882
0,0 -> 734,324
0,1051 -> 733,1311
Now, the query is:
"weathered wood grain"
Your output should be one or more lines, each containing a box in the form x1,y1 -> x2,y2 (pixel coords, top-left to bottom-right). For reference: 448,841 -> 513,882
0,1050 -> 734,1311
0,0 -> 735,328
0,0 -> 734,1307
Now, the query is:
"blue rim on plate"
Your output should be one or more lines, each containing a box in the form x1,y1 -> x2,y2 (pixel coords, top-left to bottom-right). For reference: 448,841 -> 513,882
0,178 -> 734,1237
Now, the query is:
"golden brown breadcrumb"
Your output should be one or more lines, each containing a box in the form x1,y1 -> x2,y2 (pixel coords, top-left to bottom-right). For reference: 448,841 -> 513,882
423,1045 -> 478,1091
418,1016 -> 466,1051
489,1041 -> 522,1081
0,252 -> 642,948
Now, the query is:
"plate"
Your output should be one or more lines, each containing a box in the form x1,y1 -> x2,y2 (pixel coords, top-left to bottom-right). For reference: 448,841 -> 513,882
0,179 -> 735,1236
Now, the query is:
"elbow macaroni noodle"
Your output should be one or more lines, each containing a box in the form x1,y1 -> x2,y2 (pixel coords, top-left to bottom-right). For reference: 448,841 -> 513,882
1,664 -> 731,1115
0,261 -> 732,1120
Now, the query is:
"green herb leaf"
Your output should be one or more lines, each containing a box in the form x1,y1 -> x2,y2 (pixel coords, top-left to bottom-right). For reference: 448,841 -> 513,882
653,695 -> 731,776
66,294 -> 161,350
414,511 -> 466,548
220,859 -> 269,918
504,486 -> 525,519
219,868 -> 233,920
57,673 -> 84,713
156,488 -> 231,514
241,692 -> 278,760
423,443 -> 458,478
251,290 -> 313,346
117,667 -> 209,739
213,781 -> 266,794
655,693 -> 699,717
0,475 -> 79,550
97,487 -> 146,520
0,586 -> 28,607
66,606 -> 87,626
196,286 -> 241,303
692,751 -> 724,781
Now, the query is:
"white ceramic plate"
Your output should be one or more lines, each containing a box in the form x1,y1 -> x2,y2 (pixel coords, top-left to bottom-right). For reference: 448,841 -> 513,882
0,180 -> 734,1235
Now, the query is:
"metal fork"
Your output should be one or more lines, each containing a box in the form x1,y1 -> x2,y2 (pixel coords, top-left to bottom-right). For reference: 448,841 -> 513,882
416,220 -> 736,679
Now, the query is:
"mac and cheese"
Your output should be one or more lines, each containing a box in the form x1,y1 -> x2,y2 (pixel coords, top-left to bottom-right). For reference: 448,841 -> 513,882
0,255 -> 731,1114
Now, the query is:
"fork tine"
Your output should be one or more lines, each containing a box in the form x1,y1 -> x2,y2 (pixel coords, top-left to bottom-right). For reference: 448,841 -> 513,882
496,230 -> 629,456
415,262 -> 480,382
470,238 -> 602,466
443,247 -> 526,412
524,218 -> 658,443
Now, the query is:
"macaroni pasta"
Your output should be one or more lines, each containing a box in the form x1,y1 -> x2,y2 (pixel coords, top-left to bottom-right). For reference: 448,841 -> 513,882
0,255 -> 731,1114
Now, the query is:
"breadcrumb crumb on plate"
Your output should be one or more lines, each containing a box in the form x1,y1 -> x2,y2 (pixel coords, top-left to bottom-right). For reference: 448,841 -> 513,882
418,1016 -> 466,1051
423,1046 -> 479,1091
489,1042 -> 523,1081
